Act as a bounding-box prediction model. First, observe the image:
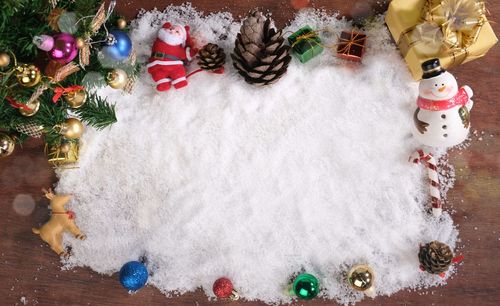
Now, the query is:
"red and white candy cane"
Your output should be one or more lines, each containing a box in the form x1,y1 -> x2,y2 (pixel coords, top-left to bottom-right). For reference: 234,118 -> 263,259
409,149 -> 442,217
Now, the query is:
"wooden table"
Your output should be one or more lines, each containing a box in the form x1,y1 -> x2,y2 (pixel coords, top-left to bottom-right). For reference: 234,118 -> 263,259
1,1 -> 499,305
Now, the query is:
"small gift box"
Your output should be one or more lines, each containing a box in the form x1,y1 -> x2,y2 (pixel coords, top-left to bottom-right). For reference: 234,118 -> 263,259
337,31 -> 367,62
385,0 -> 498,80
288,26 -> 324,63
47,142 -> 79,168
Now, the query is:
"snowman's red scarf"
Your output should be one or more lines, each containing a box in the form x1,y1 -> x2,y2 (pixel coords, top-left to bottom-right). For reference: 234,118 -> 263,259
417,87 -> 469,111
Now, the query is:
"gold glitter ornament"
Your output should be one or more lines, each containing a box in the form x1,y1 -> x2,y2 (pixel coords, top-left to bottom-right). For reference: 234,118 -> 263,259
0,132 -> 15,158
15,64 -> 42,87
116,18 -> 127,29
0,52 -> 11,68
106,69 -> 128,89
347,264 -> 376,297
64,90 -> 87,108
19,99 -> 41,117
57,118 -> 84,139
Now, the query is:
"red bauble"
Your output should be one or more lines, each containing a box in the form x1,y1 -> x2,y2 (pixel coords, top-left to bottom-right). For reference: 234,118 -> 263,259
213,277 -> 234,298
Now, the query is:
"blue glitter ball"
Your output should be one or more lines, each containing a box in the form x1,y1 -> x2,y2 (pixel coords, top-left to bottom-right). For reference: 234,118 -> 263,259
103,30 -> 132,61
119,261 -> 148,291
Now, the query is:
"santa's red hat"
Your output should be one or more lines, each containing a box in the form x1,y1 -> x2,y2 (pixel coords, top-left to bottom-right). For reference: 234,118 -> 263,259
161,22 -> 191,47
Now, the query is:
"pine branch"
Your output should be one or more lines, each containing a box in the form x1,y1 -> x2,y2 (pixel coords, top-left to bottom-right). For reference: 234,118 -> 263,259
73,92 -> 116,130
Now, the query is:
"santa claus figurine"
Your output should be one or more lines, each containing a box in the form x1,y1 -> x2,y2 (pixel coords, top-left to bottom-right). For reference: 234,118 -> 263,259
147,22 -> 198,91
412,58 -> 473,148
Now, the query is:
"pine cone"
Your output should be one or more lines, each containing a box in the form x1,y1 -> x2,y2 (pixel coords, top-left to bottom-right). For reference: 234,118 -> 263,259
418,241 -> 454,274
198,43 -> 226,71
231,11 -> 291,86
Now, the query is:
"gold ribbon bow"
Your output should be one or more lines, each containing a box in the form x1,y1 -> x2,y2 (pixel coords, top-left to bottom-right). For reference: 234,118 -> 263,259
400,0 -> 487,65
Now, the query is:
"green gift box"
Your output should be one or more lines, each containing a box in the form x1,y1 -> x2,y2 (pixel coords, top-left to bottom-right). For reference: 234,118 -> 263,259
288,26 -> 324,63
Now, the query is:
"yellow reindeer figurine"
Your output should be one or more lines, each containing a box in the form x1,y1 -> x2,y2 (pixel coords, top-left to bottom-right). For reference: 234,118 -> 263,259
32,188 -> 86,257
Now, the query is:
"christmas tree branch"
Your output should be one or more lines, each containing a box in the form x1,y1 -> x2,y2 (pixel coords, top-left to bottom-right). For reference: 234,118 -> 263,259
73,92 -> 116,130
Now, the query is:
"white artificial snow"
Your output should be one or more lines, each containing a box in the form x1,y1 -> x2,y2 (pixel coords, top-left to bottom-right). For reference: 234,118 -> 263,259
57,4 -> 459,305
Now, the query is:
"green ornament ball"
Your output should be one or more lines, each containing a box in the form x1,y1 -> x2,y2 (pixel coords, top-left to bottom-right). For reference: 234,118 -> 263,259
293,273 -> 319,300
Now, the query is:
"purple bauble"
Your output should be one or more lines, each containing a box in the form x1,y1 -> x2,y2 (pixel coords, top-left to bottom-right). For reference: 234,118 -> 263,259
49,33 -> 78,64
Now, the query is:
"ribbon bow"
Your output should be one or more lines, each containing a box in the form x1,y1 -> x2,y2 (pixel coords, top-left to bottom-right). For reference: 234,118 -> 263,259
52,85 -> 84,103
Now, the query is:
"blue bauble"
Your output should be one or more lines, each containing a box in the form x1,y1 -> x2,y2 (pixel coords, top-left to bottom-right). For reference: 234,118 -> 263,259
119,261 -> 148,291
103,30 -> 132,61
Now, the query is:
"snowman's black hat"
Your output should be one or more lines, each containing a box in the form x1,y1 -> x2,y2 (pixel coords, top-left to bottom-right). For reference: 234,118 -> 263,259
421,58 -> 446,79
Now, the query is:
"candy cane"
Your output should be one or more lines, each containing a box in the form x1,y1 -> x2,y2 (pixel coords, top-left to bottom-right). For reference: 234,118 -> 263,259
409,149 -> 442,217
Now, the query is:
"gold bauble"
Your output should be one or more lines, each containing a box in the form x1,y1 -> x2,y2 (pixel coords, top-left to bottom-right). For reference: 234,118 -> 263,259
76,37 -> 86,49
64,90 -> 87,108
0,133 -> 15,158
116,18 -> 127,29
59,141 -> 72,154
19,99 -> 41,117
58,118 -> 84,139
15,64 -> 42,87
347,264 -> 375,292
0,52 -> 11,68
106,69 -> 128,89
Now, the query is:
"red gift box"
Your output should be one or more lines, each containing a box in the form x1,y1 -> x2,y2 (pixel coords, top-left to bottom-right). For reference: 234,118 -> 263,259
337,31 -> 366,62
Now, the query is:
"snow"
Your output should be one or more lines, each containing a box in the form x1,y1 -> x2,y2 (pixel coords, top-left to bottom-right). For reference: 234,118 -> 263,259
56,4 -> 459,305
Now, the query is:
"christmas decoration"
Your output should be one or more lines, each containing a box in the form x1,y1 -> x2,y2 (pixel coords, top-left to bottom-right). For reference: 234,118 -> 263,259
15,122 -> 44,138
32,188 -> 85,258
232,11 -> 291,86
0,132 -> 15,158
418,241 -> 464,276
386,0 -> 498,80
64,89 -> 87,109
57,11 -> 78,34
337,30 -> 367,62
15,64 -> 42,87
33,33 -> 78,64
116,18 -> 127,30
288,26 -> 324,63
213,277 -> 239,300
47,7 -> 65,31
347,264 -> 376,297
119,261 -> 149,291
19,99 -> 41,117
103,30 -> 133,61
47,141 -> 79,167
57,118 -> 84,139
0,52 -> 11,68
197,43 -> 226,72
147,22 -> 198,91
412,58 -> 473,148
409,149 -> 443,217
292,273 -> 319,300
106,69 -> 128,89
76,37 -> 86,49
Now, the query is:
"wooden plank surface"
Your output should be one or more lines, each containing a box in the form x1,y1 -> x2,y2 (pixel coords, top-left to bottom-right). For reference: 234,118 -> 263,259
1,1 -> 499,305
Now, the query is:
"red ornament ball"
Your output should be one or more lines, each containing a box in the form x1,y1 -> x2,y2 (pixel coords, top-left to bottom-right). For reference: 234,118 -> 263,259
213,277 -> 234,298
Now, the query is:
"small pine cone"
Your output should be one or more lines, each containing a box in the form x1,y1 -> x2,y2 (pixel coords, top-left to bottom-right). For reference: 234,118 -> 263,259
418,241 -> 454,274
198,43 -> 226,71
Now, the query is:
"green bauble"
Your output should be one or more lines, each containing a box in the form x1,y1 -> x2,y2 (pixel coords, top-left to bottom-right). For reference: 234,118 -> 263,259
293,273 -> 319,300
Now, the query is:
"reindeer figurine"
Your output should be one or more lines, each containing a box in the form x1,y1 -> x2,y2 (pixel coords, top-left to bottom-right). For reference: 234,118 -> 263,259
32,188 -> 85,257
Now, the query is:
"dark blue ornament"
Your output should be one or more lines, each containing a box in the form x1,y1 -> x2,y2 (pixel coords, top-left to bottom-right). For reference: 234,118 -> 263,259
119,261 -> 148,291
103,30 -> 132,61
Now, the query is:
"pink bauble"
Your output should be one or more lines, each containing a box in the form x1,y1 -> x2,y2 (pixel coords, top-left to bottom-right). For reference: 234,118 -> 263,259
49,33 -> 78,64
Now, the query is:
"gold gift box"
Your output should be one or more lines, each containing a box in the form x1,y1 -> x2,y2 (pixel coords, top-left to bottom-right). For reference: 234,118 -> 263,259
47,142 -> 79,168
386,0 -> 498,80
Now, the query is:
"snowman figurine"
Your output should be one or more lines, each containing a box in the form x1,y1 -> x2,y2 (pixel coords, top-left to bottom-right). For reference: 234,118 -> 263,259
413,58 -> 473,148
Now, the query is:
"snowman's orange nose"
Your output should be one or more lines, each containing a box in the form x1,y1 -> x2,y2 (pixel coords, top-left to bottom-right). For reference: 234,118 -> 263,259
438,86 -> 447,92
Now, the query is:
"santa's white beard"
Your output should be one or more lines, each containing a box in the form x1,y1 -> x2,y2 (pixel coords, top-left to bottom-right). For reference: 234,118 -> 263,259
158,29 -> 185,46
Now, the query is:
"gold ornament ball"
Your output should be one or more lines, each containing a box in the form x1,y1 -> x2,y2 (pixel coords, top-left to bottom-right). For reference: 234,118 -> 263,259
106,69 -> 128,89
59,142 -> 72,154
64,90 -> 87,108
0,52 -> 11,68
116,18 -> 127,29
0,133 -> 15,158
19,99 -> 41,117
76,37 -> 86,49
59,118 -> 84,139
347,264 -> 375,291
15,64 -> 42,87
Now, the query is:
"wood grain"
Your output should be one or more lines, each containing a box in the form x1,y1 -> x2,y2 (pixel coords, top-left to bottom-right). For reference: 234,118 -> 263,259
1,1 -> 499,305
